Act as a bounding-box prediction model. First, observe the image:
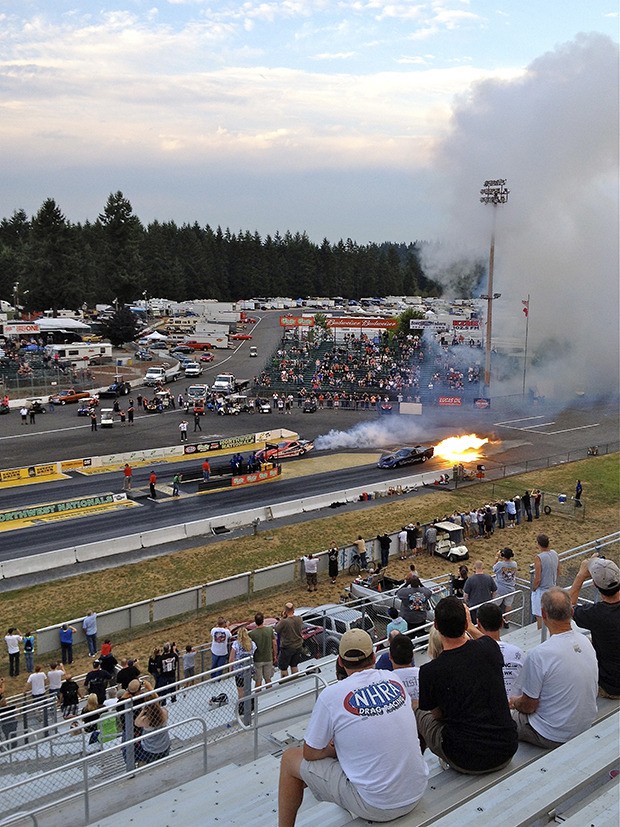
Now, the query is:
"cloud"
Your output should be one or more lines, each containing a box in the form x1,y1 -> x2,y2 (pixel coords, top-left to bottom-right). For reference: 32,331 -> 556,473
312,51 -> 357,59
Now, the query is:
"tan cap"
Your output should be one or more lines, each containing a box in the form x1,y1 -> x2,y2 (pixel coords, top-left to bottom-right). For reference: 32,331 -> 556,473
588,557 -> 620,590
339,629 -> 374,662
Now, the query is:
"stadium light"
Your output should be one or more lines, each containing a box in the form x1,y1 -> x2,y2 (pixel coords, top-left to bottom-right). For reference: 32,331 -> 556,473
479,179 -> 509,390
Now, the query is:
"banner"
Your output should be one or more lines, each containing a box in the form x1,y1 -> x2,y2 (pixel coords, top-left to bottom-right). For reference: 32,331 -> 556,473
231,466 -> 282,486
184,432 -> 256,455
327,317 -> 398,329
452,319 -> 480,329
0,493 -> 118,523
279,316 -> 315,327
409,319 -> 447,329
438,396 -> 462,407
474,397 -> 491,409
0,463 -> 59,483
2,323 -> 40,336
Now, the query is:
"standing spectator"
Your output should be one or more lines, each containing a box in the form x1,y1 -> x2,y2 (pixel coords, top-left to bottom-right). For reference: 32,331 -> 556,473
522,490 -> 533,522
514,495 -> 522,525
424,522 -> 437,557
127,402 -> 134,424
172,473 -> 181,496
416,598 -> 518,774
5,627 -> 22,677
83,610 -> 98,656
83,660 -> 111,705
302,553 -> 318,592
505,498 -> 517,527
47,662 -> 66,698
202,459 -> 211,482
22,631 -> 35,674
123,464 -> 132,491
159,643 -> 179,703
119,408 -> 126,425
386,606 -> 408,637
26,665 -> 47,700
116,658 -> 140,690
353,535 -> 368,569
463,561 -> 497,624
398,527 -> 408,559
532,489 -> 542,519
396,576 -> 432,635
90,410 -> 98,431
149,470 -> 157,499
183,645 -> 196,682
275,602 -> 304,678
574,479 -> 583,506
193,412 -> 202,432
377,532 -> 392,568
496,499 -> 506,529
29,407 -> 36,425
509,589 -> 597,748
210,619 -> 231,677
59,624 -> 77,664
20,406 -> 28,424
451,565 -> 469,599
249,613 -> 277,691
327,545 -> 339,584
229,628 -> 257,708
179,419 -> 188,442
568,556 -> 620,699
135,699 -> 170,763
531,534 -> 560,629
493,548 -> 518,627
147,648 -> 162,687
58,673 -> 81,719
99,646 -> 118,681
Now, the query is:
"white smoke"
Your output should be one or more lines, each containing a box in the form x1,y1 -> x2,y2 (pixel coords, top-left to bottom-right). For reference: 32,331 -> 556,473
422,32 -> 619,399
315,418 -> 427,451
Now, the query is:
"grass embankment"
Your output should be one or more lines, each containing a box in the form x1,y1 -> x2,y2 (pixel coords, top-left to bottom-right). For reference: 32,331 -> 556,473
1,454 -> 618,693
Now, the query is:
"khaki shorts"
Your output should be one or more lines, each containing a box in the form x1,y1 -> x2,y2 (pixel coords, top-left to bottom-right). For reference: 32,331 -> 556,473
254,661 -> 274,683
299,758 -> 418,823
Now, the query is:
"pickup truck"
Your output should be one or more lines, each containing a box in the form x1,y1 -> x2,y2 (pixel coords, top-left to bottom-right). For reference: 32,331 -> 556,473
211,373 -> 249,394
183,340 -> 213,352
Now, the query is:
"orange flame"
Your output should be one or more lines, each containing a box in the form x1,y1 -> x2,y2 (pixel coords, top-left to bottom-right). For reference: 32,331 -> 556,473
434,434 -> 489,464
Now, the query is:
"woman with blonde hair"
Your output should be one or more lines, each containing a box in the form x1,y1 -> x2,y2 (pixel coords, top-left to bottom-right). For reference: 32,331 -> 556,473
135,699 -> 170,763
229,627 -> 257,706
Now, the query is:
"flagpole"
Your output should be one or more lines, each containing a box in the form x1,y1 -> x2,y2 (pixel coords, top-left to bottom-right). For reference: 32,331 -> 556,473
522,294 -> 530,396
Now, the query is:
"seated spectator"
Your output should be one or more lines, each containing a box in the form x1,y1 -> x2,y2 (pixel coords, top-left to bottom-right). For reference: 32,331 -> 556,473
135,698 -> 170,764
278,629 -> 428,826
509,588 -> 598,748
389,634 -> 419,703
386,606 -> 408,636
568,556 -> 620,699
416,597 -> 518,774
451,565 -> 469,599
375,629 -> 415,671
58,673 -> 81,719
469,603 -> 525,696
71,694 -> 101,741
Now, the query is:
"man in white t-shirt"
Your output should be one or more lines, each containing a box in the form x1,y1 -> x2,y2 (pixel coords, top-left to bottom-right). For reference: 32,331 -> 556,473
26,666 -> 47,698
5,627 -> 23,677
301,554 -> 319,592
389,633 -> 420,705
509,588 -> 598,748
278,629 -> 428,826
398,527 -> 409,559
210,618 -> 231,677
471,602 -> 524,697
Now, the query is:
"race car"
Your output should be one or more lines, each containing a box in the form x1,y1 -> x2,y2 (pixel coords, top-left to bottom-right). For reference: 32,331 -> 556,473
255,439 -> 314,463
377,445 -> 434,469
49,388 -> 91,405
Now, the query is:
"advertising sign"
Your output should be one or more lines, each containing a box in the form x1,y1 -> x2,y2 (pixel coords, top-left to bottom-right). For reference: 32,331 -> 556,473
474,397 -> 491,409
452,319 -> 480,329
3,323 -> 41,336
230,466 -> 282,486
438,396 -> 462,407
0,493 -> 116,523
327,317 -> 398,329
279,316 -> 315,327
409,319 -> 446,330
0,463 -> 59,483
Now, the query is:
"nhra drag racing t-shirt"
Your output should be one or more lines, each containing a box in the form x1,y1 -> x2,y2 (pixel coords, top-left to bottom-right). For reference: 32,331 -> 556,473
304,669 -> 428,808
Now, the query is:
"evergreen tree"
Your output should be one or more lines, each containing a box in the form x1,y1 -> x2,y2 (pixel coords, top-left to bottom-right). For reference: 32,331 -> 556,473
97,192 -> 144,304
99,306 -> 140,346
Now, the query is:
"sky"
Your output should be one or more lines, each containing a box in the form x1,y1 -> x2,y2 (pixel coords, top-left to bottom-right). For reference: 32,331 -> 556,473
0,0 -> 617,245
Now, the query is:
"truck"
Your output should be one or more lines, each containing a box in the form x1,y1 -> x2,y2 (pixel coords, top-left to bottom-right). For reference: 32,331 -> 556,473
211,373 -> 249,395
182,340 -> 213,352
144,366 -> 166,386
186,384 -> 209,403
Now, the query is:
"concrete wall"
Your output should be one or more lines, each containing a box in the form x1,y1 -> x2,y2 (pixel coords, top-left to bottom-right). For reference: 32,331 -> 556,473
152,587 -> 202,622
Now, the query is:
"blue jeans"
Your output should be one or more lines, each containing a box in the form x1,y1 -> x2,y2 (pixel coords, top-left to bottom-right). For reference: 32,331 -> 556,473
497,512 -> 505,529
24,652 -> 34,673
86,634 -> 97,656
211,653 -> 228,677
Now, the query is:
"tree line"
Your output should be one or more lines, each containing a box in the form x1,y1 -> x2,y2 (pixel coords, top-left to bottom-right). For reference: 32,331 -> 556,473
0,192 -> 483,313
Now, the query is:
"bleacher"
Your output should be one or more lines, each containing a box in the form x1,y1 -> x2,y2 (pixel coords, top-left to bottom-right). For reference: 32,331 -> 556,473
3,620 -> 617,827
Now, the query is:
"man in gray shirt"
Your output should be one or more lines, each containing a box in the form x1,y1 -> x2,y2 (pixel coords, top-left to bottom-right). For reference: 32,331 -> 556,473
424,523 -> 437,557
396,575 -> 433,634
463,561 -> 497,624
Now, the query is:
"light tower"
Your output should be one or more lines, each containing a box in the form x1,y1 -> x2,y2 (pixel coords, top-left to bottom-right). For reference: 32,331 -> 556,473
479,179 -> 509,391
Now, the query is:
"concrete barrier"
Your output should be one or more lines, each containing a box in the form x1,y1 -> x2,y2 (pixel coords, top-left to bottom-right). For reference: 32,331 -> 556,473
301,493 -> 342,512
253,560 -> 297,592
1,547 -> 77,579
204,572 -> 250,608
213,507 -> 268,531
141,524 -> 187,548
268,500 -> 303,519
153,586 -> 202,621
184,518 -> 213,538
76,534 -> 143,562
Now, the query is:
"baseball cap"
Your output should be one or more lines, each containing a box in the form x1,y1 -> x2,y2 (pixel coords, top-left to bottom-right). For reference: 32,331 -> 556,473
92,660 -> 100,667
588,557 -> 620,590
127,679 -> 142,694
339,629 -> 374,662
